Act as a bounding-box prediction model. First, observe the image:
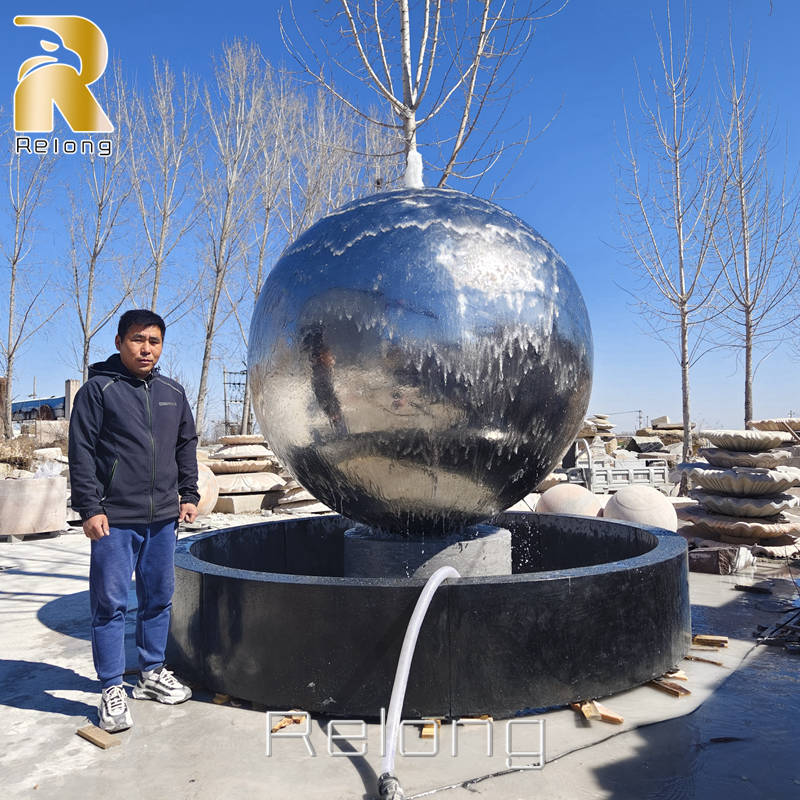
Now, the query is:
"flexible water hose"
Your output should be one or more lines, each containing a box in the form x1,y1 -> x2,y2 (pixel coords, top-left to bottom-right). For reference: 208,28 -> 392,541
378,565 -> 461,800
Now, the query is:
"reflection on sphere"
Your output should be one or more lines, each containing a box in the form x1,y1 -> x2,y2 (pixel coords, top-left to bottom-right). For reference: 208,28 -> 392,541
248,188 -> 593,534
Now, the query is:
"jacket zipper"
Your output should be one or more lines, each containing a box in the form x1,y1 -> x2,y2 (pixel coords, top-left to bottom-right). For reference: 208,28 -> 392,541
145,382 -> 155,523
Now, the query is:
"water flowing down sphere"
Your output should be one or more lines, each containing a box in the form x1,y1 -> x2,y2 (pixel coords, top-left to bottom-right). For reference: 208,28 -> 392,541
248,188 -> 593,534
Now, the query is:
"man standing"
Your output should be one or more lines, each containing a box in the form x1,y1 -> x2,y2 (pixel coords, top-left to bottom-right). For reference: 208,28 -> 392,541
68,309 -> 199,732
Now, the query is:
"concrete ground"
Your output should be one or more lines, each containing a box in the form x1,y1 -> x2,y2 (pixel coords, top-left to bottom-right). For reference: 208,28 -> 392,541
1,526 -> 799,800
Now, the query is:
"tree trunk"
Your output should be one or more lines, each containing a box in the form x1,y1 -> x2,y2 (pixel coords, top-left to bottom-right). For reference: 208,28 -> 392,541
195,331 -> 213,440
680,305 -> 691,467
4,269 -> 15,438
744,312 -> 753,427
82,336 -> 91,385
3,361 -> 13,439
239,374 -> 252,435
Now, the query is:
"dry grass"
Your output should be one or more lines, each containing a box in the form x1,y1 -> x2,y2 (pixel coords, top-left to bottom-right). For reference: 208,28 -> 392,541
0,436 -> 35,470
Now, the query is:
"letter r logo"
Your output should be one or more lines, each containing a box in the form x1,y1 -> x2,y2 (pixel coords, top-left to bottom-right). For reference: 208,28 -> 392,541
13,15 -> 114,133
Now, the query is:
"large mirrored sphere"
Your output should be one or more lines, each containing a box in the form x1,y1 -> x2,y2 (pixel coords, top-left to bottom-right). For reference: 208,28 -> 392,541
248,188 -> 592,534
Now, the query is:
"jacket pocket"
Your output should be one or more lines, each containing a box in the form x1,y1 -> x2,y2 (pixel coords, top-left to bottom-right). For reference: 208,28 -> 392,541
101,457 -> 119,501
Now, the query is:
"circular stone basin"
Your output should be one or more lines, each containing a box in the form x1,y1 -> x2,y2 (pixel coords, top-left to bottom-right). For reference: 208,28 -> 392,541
168,512 -> 689,718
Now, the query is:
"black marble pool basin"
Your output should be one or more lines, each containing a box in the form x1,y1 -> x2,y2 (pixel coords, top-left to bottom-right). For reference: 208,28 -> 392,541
167,511 -> 690,718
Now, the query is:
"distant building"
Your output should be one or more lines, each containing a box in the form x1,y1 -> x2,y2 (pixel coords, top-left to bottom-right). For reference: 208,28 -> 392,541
11,396 -> 66,421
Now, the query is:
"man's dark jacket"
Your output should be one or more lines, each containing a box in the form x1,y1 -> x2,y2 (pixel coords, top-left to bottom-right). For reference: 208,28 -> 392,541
68,353 -> 200,525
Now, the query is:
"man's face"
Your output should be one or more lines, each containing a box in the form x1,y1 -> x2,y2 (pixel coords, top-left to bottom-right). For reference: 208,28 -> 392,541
115,324 -> 163,378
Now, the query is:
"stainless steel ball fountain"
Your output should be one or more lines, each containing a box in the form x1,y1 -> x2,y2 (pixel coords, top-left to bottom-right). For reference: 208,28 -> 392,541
248,188 -> 593,533
170,188 -> 689,720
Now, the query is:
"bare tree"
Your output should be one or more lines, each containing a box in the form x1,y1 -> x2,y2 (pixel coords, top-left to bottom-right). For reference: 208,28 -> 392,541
618,7 -> 725,462
711,41 -> 800,426
193,40 -> 263,434
283,0 -> 565,190
226,70 -> 403,433
225,64 -> 295,434
68,68 -> 138,383
126,59 -> 200,316
279,88 -> 403,243
0,134 -> 60,437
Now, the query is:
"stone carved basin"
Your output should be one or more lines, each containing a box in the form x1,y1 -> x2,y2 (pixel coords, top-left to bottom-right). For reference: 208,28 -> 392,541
167,511 -> 690,718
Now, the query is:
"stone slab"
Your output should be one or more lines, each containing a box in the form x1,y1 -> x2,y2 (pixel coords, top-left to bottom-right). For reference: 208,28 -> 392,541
678,505 -> 800,539
699,447 -> 795,469
751,417 -> 800,432
684,464 -> 800,495
33,447 -> 64,460
282,501 -> 332,514
214,472 -> 285,494
700,429 -> 793,452
277,488 -> 315,504
213,492 -> 283,514
690,489 -> 798,517
206,459 -> 273,474
212,444 -> 273,460
218,434 -> 266,446
0,476 -> 67,535
343,523 -> 512,578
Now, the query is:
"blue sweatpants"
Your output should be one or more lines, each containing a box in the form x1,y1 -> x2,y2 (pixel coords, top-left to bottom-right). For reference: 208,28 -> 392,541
89,519 -> 177,689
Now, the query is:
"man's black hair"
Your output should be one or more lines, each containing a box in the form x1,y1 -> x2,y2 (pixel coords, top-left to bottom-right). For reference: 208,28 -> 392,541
117,309 -> 166,340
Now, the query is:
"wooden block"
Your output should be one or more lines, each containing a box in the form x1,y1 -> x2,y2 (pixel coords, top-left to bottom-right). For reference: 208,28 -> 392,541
570,701 -> 599,720
649,678 -> 691,697
591,701 -> 624,724
212,693 -> 230,705
664,668 -> 688,681
684,654 -> 724,667
76,724 -> 122,749
690,644 -> 723,651
692,634 -> 728,647
420,719 -> 442,738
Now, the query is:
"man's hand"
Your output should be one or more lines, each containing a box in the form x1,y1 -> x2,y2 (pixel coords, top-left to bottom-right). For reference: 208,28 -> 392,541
83,514 -> 110,540
179,503 -> 198,524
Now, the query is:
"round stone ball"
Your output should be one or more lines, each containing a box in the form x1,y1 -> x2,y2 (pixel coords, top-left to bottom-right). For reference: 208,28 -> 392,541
195,461 -> 219,517
248,188 -> 593,534
536,484 -> 603,516
602,486 -> 678,532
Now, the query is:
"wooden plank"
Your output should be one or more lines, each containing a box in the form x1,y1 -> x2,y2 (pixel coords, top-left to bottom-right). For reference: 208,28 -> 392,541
591,701 -> 624,725
684,654 -> 724,667
648,678 -> 691,697
690,644 -> 724,651
692,634 -> 728,647
76,724 -> 122,749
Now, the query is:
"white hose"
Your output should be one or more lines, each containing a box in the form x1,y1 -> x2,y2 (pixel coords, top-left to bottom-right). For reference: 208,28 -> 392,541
381,565 -> 461,779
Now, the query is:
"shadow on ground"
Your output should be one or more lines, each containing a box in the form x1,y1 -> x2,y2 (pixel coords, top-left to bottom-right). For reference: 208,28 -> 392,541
586,579 -> 800,799
37,589 -> 92,640
0,659 -> 96,718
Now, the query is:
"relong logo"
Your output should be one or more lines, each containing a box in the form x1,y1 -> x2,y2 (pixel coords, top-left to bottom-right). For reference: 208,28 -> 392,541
13,15 -> 113,157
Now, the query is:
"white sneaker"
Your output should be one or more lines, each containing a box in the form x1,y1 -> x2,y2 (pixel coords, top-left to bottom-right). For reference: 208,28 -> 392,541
132,666 -> 192,704
98,685 -> 132,732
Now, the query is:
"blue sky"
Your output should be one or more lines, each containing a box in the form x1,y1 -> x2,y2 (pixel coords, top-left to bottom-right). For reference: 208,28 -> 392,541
3,1 -> 800,431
